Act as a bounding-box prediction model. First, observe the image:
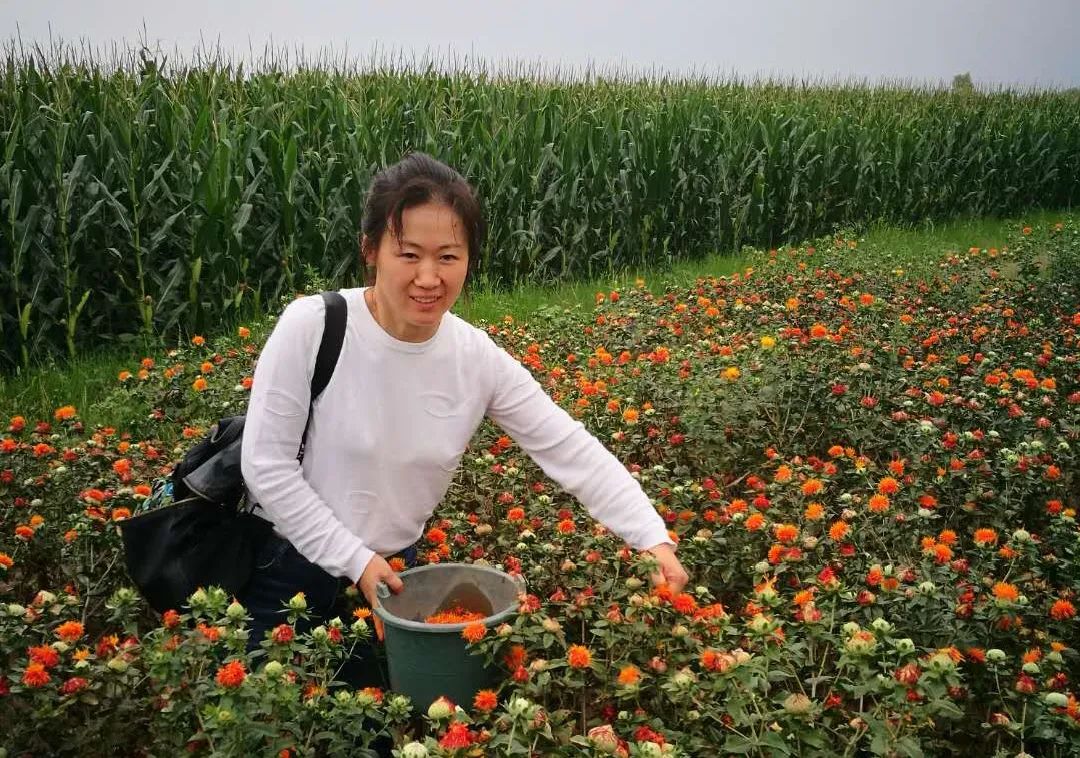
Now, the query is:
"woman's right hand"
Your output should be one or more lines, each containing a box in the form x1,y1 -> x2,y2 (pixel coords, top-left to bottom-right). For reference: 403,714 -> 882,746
358,554 -> 404,640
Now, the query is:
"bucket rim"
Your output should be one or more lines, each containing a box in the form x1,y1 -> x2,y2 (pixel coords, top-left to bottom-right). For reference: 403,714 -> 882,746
373,562 -> 526,633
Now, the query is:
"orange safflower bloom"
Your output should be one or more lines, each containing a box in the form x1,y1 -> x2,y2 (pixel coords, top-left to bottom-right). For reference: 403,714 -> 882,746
810,323 -> 828,338
557,519 -> 576,535
461,622 -> 487,643
801,479 -> 824,497
672,593 -> 698,614
22,662 -> 50,688
191,335 -> 206,346
192,377 -> 208,392
237,326 -> 251,339
877,477 -> 900,495
828,521 -> 849,541
54,405 -> 77,421
567,644 -> 592,669
992,582 -> 1020,602
426,527 -> 447,545
0,552 -> 13,570
973,528 -> 998,547
745,513 -> 766,531
473,689 -> 498,712
932,544 -> 954,563
804,502 -> 825,521
937,529 -> 957,546
774,523 -> 799,544
622,408 -> 639,424
868,494 -> 890,513
774,465 -> 793,483
617,665 -> 641,685
56,621 -> 84,642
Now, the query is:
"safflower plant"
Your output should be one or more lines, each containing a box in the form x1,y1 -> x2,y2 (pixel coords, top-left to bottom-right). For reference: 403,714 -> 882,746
1,221 -> 1079,755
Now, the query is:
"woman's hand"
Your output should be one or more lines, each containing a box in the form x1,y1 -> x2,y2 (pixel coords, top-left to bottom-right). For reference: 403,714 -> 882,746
645,543 -> 689,593
357,554 -> 404,640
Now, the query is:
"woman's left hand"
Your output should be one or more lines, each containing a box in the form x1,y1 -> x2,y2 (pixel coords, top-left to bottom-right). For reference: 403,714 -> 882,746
645,543 -> 689,593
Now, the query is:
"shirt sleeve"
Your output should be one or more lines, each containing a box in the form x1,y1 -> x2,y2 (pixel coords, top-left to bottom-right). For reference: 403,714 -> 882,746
241,295 -> 376,583
482,336 -> 673,552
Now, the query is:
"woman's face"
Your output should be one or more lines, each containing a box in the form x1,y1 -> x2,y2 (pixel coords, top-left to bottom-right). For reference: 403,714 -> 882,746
364,202 -> 469,343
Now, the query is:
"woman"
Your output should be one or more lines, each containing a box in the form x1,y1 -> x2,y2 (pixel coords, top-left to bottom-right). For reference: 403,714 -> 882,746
239,152 -> 688,685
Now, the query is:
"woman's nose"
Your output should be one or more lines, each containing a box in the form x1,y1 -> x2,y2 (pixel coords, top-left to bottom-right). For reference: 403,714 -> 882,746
414,257 -> 440,287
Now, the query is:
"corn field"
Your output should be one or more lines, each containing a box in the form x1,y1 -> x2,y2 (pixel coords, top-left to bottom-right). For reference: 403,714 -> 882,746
2,44 -> 1079,370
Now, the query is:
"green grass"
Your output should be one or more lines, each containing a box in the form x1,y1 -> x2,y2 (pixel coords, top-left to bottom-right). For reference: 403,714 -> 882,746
3,208 -> 1076,430
859,207 -> 1075,256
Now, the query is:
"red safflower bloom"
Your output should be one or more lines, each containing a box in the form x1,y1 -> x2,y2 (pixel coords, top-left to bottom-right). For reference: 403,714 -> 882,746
271,624 -> 295,644
439,722 -> 475,749
1050,599 -> 1076,621
28,645 -> 60,668
162,609 -> 181,629
60,676 -> 89,695
425,527 -> 447,545
215,660 -> 246,688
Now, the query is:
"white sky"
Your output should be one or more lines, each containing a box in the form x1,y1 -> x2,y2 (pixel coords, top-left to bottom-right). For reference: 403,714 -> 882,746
3,0 -> 1079,88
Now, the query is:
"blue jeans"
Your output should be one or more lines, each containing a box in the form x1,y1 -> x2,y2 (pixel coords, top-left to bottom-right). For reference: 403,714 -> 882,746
238,532 -> 418,690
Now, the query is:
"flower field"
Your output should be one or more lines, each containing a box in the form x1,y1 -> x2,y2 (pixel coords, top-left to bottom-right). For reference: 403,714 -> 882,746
1,221 -> 1078,756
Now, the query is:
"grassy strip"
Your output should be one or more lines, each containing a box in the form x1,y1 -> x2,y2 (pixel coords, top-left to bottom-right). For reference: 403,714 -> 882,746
2,209 -> 1075,429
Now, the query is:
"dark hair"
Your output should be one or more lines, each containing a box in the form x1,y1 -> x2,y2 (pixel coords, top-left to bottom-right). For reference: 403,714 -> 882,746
360,152 -> 485,284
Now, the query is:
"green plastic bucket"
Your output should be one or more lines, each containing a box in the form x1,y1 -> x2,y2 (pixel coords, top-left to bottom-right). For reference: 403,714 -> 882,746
374,563 -> 524,710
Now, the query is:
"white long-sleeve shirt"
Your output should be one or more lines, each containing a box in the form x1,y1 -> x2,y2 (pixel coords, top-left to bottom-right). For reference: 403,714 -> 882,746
241,287 -> 672,583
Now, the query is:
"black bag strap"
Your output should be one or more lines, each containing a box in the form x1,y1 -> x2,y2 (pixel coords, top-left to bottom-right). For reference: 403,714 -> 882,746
297,291 -> 347,462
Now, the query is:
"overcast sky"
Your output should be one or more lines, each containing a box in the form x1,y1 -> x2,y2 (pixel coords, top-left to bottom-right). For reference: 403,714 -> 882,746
3,0 -> 1079,89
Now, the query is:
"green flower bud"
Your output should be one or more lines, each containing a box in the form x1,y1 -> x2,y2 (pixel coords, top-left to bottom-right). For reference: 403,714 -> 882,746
288,592 -> 307,611
986,648 -> 1007,663
400,743 -> 429,758
226,601 -> 246,620
893,638 -> 916,654
783,693 -> 814,715
427,696 -> 454,720
263,661 -> 283,678
1044,692 -> 1069,708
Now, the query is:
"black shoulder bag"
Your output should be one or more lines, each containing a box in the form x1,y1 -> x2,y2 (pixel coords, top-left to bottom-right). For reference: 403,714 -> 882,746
119,291 -> 347,614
